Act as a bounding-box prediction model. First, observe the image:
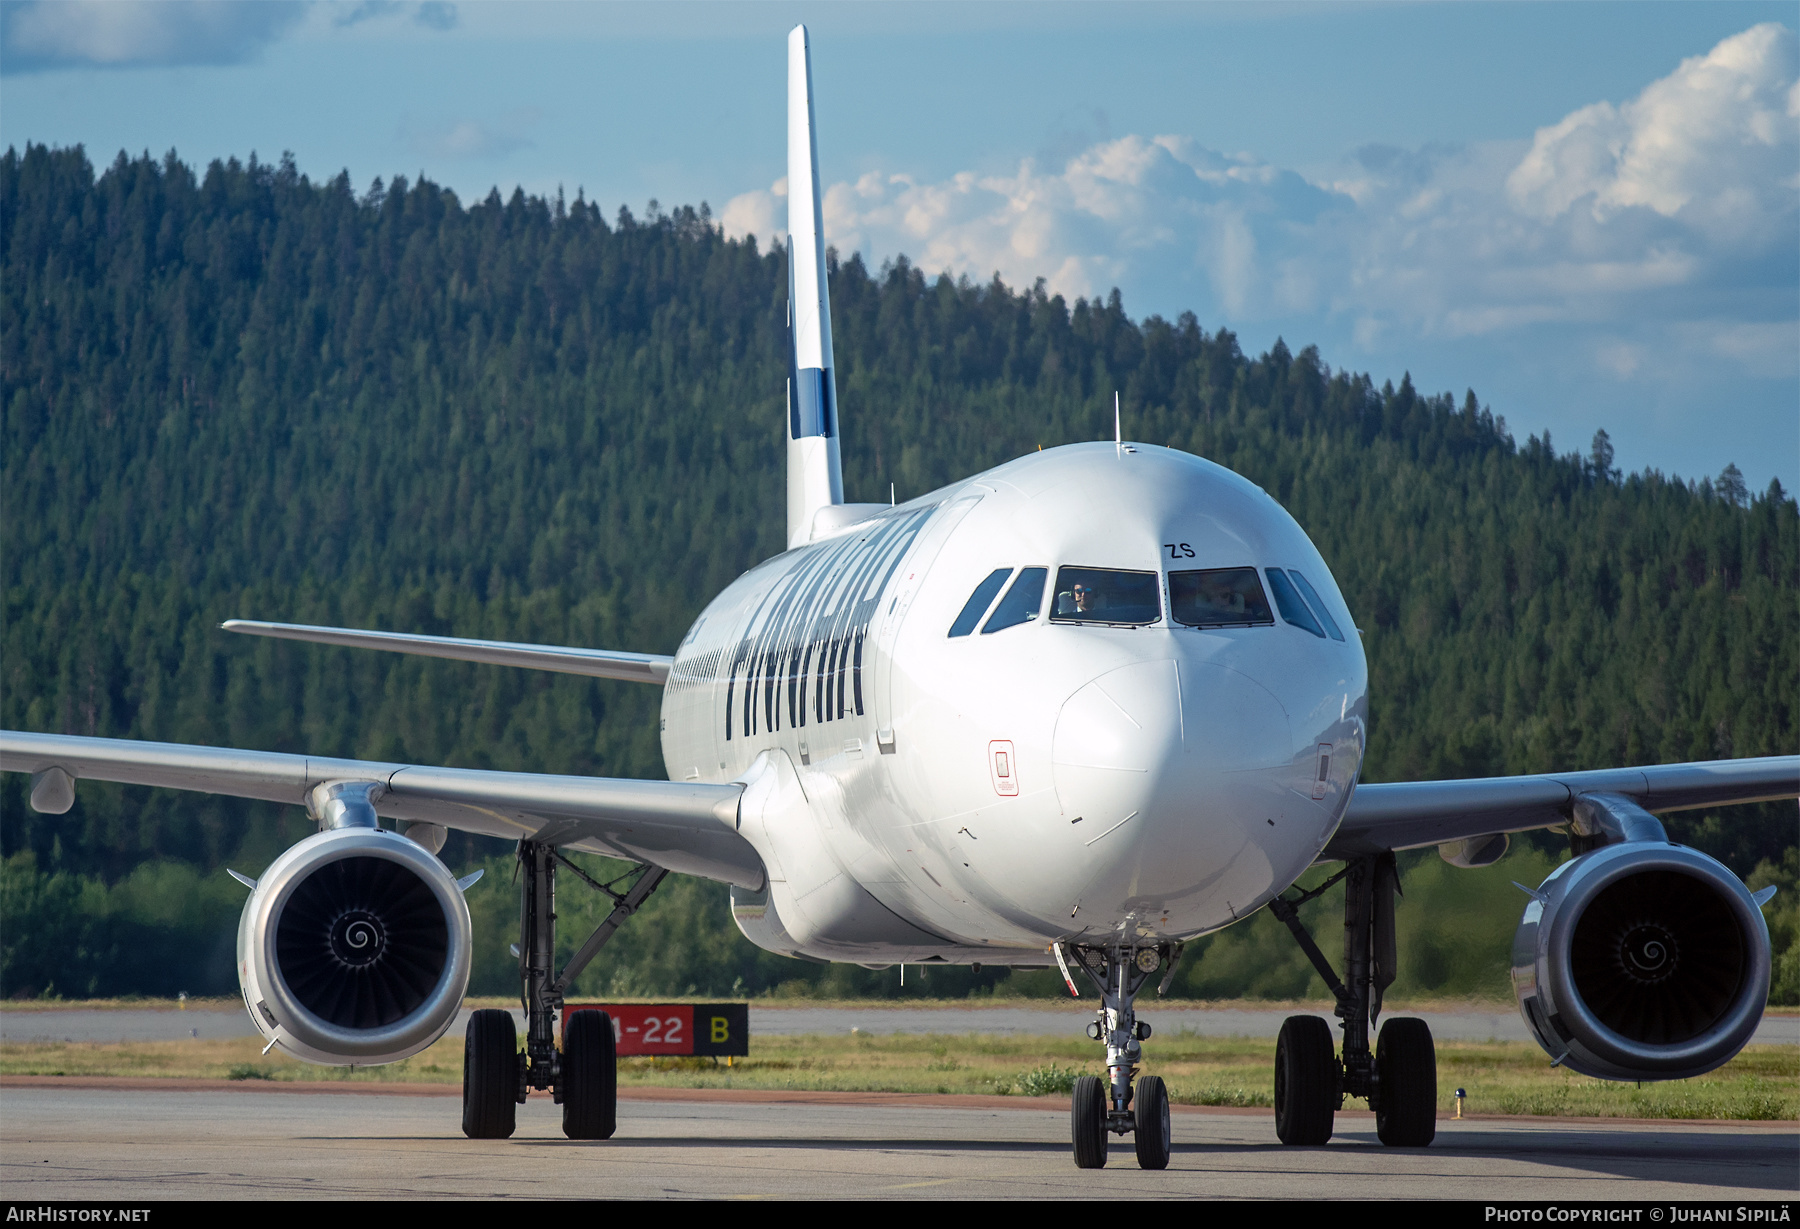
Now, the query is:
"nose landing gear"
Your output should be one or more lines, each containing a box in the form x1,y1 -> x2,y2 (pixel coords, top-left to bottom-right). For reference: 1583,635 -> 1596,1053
1057,941 -> 1179,1170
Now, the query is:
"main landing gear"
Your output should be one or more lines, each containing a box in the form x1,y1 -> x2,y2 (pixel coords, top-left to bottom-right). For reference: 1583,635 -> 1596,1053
462,839 -> 667,1141
1267,851 -> 1437,1147
1057,941 -> 1180,1170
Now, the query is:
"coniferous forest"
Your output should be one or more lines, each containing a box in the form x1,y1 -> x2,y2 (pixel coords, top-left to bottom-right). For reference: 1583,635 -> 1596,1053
2,145 -> 1795,1003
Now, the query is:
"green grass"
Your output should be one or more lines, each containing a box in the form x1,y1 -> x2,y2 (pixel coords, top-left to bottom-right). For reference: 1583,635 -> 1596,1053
5,1027 -> 1793,1120
1011,1063 -> 1081,1097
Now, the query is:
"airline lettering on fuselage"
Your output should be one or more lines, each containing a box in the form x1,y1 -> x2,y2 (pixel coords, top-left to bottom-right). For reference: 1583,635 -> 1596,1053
722,505 -> 935,741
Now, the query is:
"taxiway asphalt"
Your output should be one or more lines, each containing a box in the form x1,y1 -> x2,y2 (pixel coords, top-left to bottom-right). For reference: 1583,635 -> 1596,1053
1,1082 -> 1793,1200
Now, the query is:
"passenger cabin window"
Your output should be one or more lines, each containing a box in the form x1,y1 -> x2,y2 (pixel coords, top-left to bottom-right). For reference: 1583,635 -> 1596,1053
948,568 -> 1012,637
1050,566 -> 1161,626
982,567 -> 1047,633
1170,568 -> 1273,628
1286,570 -> 1345,641
1264,568 -> 1326,638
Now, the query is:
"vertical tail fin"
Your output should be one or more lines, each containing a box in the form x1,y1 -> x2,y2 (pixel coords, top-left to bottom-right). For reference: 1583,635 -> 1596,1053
786,24 -> 844,549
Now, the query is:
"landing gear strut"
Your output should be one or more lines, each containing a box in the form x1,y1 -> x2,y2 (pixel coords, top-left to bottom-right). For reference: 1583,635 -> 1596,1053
1058,941 -> 1180,1170
1268,851 -> 1436,1146
461,839 -> 667,1141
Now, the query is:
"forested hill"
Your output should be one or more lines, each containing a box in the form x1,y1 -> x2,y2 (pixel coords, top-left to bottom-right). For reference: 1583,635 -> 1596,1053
2,145 -> 1794,1000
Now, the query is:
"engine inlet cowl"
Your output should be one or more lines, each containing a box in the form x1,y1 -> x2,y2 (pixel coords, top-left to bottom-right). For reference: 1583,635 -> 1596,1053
1512,841 -> 1771,1082
237,826 -> 472,1065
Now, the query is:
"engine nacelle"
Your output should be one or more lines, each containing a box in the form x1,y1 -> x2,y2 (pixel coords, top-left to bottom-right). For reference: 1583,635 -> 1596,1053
237,825 -> 472,1066
1512,839 -> 1771,1081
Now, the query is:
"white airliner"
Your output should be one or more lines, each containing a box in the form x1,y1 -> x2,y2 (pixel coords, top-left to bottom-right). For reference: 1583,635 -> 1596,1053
3,26 -> 1794,1169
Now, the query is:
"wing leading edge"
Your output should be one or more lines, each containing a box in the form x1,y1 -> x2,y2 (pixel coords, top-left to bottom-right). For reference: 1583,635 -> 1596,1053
1327,755 -> 1800,861
0,730 -> 759,889
222,620 -> 673,684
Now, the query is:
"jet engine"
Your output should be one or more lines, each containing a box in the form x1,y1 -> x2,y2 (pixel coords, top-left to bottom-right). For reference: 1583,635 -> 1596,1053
237,821 -> 473,1066
1512,809 -> 1771,1082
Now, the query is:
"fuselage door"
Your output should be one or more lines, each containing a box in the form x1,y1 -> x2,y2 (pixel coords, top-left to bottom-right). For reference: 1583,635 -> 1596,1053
872,494 -> 981,746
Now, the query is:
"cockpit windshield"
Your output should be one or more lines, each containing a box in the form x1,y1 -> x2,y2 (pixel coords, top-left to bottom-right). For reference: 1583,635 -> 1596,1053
983,567 -> 1047,633
1265,568 -> 1326,638
1169,568 -> 1274,628
1050,566 -> 1161,625
1285,569 -> 1345,641
948,568 -> 1012,637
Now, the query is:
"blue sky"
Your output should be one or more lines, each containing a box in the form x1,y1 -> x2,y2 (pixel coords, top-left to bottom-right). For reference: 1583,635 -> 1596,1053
3,1 -> 1795,491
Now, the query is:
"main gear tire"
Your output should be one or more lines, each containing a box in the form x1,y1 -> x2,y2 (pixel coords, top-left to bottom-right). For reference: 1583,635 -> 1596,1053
561,1009 -> 618,1140
1273,1014 -> 1337,1145
462,1008 -> 518,1139
1375,1016 -> 1437,1147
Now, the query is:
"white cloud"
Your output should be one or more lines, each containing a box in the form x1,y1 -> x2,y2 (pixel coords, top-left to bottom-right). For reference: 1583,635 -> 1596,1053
721,176 -> 786,249
400,112 -> 536,161
1682,319 -> 1800,379
715,23 -> 1796,486
722,23 -> 1794,386
1325,23 -> 1797,375
1,0 -> 307,71
413,2 -> 455,33
727,133 -> 1342,309
1595,341 -> 1646,380
0,1 -> 457,72
331,2 -> 457,33
1506,23 -> 1798,247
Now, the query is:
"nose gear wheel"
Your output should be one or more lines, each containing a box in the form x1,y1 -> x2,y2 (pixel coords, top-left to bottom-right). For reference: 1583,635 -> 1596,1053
1133,1075 -> 1171,1169
1059,941 -> 1175,1170
1071,1075 -> 1108,1169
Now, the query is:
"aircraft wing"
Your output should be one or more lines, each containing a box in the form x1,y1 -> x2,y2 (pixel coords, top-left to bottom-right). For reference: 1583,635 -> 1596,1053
0,731 -> 759,889
222,620 -> 673,684
1325,754 -> 1800,860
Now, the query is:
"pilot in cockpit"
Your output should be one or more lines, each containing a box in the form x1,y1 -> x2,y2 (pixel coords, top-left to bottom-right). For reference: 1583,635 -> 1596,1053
1055,578 -> 1113,619
1060,583 -> 1098,616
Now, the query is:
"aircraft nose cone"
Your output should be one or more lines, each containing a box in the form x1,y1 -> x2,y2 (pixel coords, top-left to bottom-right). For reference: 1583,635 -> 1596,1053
1053,659 -> 1182,798
1052,656 -> 1295,927
1052,659 -> 1186,877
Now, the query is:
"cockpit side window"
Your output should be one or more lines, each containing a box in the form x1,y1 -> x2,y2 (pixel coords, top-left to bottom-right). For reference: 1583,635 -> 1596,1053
948,568 -> 1012,637
1169,568 -> 1274,628
1286,570 -> 1345,641
982,567 -> 1047,634
1050,566 -> 1161,626
1264,568 -> 1326,638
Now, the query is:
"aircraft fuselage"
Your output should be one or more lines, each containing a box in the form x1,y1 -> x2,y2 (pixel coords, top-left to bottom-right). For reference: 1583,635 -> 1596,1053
661,442 -> 1369,962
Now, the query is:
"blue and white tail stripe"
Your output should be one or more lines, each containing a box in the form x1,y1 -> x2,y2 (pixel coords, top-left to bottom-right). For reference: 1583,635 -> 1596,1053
788,360 -> 836,440
786,241 -> 835,439
785,24 -> 845,548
